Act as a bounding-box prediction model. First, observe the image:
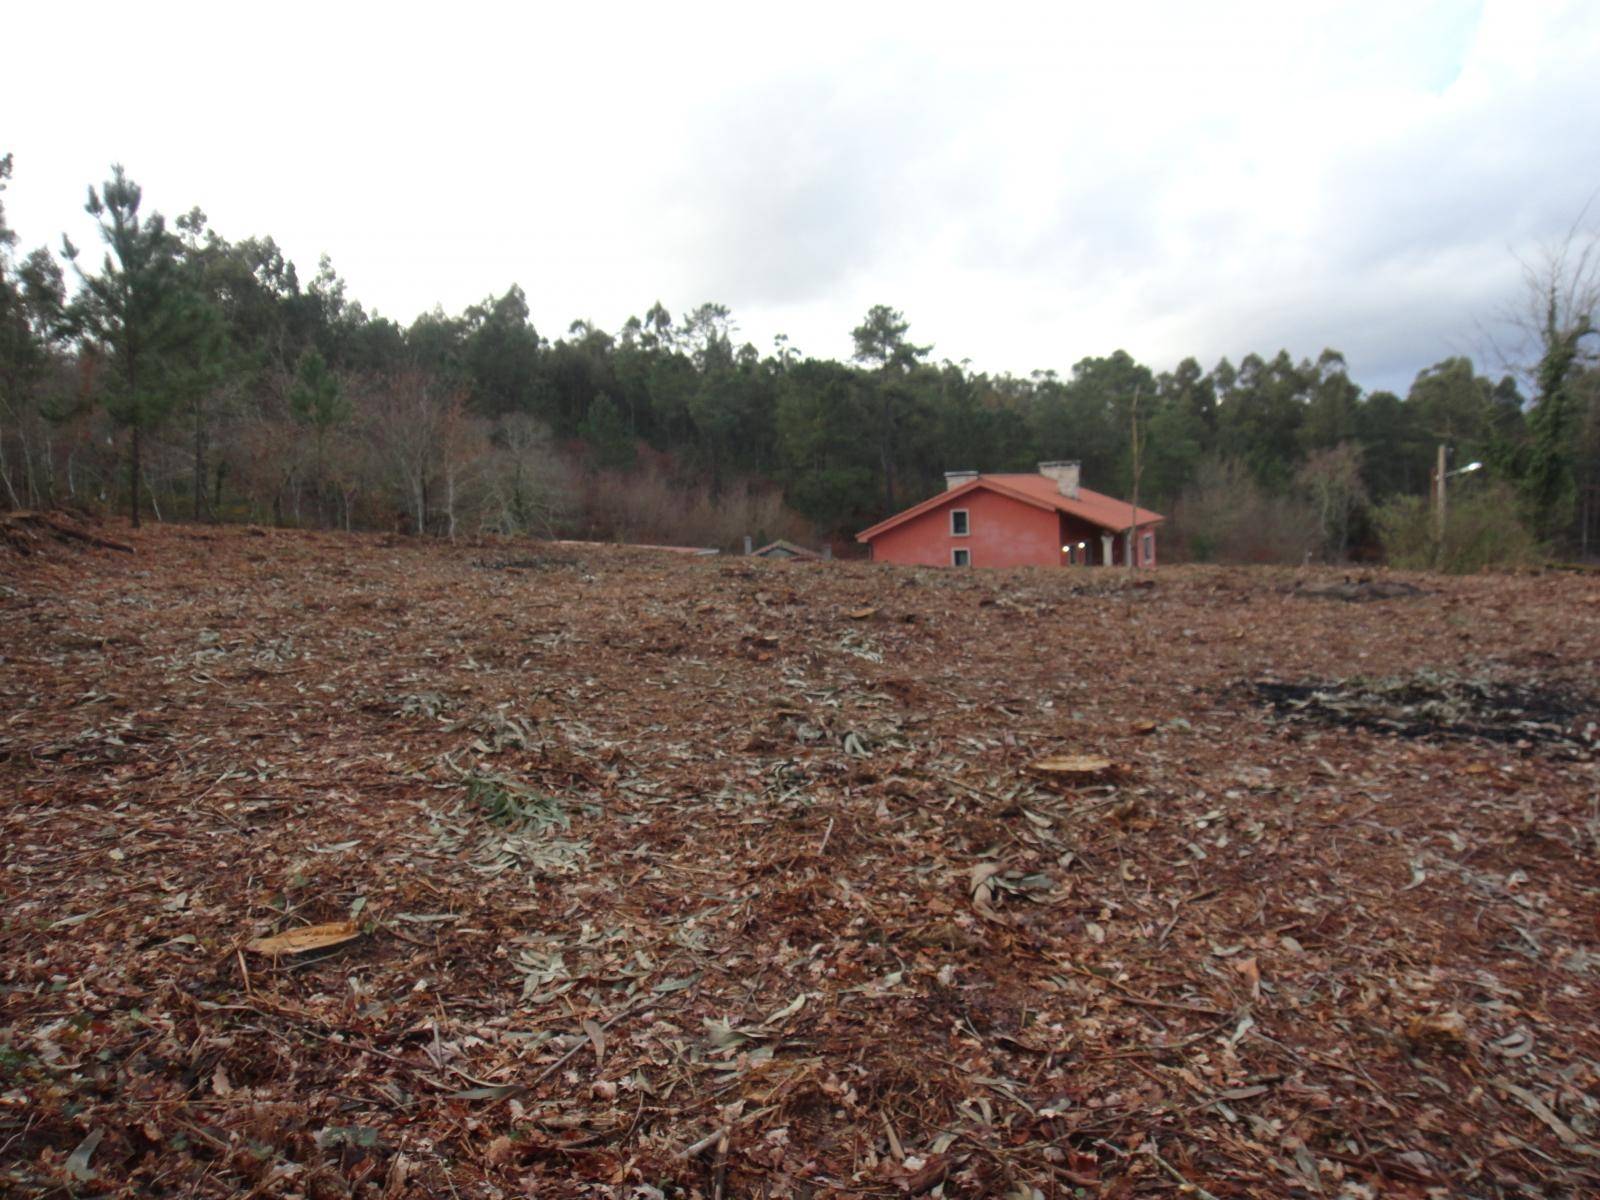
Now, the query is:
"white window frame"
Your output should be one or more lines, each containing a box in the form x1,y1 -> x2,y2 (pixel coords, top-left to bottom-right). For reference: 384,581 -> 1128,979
952,547 -> 971,567
950,509 -> 970,537
1141,532 -> 1154,564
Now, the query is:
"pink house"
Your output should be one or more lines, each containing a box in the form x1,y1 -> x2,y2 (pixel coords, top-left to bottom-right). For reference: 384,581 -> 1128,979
856,462 -> 1163,568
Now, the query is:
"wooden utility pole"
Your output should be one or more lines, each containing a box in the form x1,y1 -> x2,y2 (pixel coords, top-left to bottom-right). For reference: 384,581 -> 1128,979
1432,442 -> 1447,544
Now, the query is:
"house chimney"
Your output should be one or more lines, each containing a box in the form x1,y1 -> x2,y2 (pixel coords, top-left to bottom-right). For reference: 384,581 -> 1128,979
1038,460 -> 1080,498
944,470 -> 979,491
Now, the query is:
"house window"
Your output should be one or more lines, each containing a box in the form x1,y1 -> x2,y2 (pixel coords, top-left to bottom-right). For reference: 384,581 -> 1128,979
1141,533 -> 1154,564
950,509 -> 970,536
952,548 -> 971,567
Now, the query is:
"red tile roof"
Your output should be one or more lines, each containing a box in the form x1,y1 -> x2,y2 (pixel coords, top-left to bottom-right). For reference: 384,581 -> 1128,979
857,474 -> 1163,542
986,474 -> 1164,530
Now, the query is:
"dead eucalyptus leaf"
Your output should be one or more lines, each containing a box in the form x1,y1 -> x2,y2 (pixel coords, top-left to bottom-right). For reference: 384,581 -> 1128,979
582,1018 -> 606,1067
1494,1028 -> 1535,1058
969,862 -> 1009,924
447,1084 -> 525,1101
1495,1079 -> 1582,1145
763,993 -> 807,1025
969,862 -> 1003,894
1216,1083 -> 1271,1101
65,1127 -> 104,1182
1233,955 -> 1261,1002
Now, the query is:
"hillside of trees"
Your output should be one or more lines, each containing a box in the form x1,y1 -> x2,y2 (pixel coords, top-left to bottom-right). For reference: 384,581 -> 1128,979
3,158 -> 1597,562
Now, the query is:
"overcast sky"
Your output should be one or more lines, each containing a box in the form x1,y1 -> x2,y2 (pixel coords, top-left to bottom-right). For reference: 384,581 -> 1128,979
5,0 -> 1597,393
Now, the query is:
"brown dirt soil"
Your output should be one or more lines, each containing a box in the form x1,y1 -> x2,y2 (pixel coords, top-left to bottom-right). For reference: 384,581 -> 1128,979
3,523 -> 1599,1198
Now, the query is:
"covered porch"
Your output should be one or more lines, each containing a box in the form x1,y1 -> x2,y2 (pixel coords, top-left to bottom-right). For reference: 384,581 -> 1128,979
1057,513 -> 1156,567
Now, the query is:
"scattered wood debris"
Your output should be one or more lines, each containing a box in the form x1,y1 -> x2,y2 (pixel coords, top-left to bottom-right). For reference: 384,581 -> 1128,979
1,508 -> 135,556
3,525 -> 1598,1197
244,921 -> 363,956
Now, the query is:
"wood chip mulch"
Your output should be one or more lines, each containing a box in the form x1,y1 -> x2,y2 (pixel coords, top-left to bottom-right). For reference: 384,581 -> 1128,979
3,523 -> 1598,1198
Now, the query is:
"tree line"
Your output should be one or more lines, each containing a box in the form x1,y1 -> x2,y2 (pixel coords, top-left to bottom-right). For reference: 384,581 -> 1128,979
2,158 -> 1597,560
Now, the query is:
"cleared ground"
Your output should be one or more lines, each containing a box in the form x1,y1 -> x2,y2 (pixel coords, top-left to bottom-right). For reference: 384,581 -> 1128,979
3,522 -> 1599,1198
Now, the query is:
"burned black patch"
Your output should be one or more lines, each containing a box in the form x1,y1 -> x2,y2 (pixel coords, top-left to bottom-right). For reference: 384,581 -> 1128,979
1290,577 -> 1426,602
1245,673 -> 1599,756
471,555 -> 576,572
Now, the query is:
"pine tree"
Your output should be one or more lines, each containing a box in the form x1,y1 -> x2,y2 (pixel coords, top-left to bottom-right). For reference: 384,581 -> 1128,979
64,166 -> 217,527
290,347 -> 349,524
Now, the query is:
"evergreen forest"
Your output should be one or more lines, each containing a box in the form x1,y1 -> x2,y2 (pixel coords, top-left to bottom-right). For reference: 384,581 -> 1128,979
3,157 -> 1598,564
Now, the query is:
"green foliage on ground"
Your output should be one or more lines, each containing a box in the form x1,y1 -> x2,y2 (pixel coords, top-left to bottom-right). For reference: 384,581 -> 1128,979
465,772 -> 570,835
1374,481 -> 1541,573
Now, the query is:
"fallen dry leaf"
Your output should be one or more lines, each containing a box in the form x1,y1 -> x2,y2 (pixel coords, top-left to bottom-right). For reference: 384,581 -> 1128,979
485,1135 -> 516,1165
1407,1010 -> 1471,1050
969,862 -> 1010,924
1495,1080 -> 1583,1146
1234,955 -> 1262,1002
582,1018 -> 606,1067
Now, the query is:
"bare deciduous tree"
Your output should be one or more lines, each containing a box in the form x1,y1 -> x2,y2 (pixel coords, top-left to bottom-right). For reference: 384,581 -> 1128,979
1297,442 -> 1368,562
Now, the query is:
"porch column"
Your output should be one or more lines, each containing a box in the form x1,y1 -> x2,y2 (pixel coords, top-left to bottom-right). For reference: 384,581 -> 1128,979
1101,533 -> 1113,566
